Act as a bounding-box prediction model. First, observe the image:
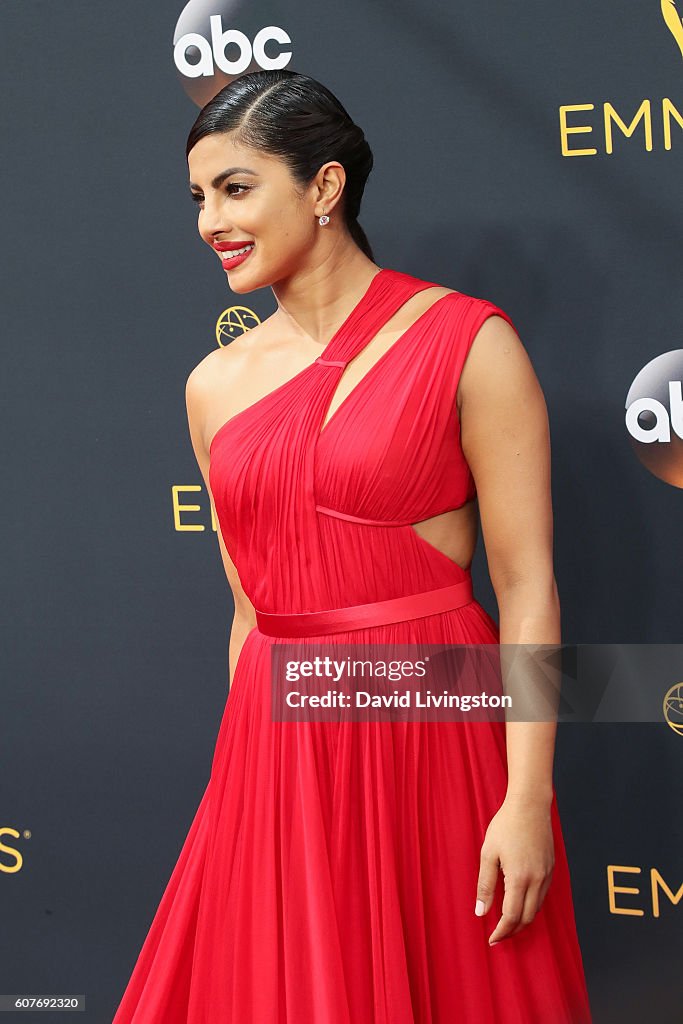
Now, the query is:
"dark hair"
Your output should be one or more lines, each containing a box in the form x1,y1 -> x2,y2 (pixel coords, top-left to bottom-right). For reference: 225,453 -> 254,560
186,70 -> 375,261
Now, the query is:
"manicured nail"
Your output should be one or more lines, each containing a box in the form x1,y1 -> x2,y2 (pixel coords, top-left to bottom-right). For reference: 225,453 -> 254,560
475,900 -> 486,916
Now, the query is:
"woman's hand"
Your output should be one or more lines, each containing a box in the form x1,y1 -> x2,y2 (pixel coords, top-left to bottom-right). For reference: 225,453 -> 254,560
474,794 -> 556,946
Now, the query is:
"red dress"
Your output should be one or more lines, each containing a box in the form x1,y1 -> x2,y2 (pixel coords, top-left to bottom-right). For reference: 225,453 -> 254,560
113,268 -> 592,1023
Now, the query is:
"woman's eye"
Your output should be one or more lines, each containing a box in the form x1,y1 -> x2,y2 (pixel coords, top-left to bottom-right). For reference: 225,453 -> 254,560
190,183 -> 249,208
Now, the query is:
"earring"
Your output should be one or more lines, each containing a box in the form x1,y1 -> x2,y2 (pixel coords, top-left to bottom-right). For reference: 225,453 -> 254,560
318,213 -> 330,226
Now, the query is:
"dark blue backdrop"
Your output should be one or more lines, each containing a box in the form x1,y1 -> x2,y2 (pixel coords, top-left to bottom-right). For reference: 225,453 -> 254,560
1,1 -> 681,1020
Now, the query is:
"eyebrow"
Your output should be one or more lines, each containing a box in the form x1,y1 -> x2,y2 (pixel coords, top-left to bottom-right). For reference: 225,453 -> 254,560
188,166 -> 260,190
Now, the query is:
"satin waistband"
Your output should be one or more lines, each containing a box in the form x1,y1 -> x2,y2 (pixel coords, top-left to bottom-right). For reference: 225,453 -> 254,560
254,577 -> 473,637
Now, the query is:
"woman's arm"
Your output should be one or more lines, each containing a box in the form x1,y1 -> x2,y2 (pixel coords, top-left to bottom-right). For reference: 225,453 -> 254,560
458,312 -> 559,943
228,614 -> 256,689
185,358 -> 257,692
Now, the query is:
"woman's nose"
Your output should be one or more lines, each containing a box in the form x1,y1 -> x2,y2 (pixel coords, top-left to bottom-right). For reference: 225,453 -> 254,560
199,195 -> 231,236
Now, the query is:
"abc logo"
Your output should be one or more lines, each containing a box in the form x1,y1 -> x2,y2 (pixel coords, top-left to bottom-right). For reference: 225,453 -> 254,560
625,350 -> 683,487
173,0 -> 292,107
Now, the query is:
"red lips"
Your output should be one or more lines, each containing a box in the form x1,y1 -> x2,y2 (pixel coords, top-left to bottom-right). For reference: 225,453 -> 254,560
213,241 -> 254,251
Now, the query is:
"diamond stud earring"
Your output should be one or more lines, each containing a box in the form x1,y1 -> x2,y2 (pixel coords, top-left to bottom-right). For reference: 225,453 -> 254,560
318,214 -> 330,226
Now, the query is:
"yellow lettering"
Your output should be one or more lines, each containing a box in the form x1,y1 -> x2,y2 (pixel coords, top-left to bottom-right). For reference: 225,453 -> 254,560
607,864 -> 644,916
0,827 -> 23,874
172,484 -> 204,531
650,868 -> 683,918
559,104 -> 597,156
662,97 -> 683,150
604,100 -> 653,153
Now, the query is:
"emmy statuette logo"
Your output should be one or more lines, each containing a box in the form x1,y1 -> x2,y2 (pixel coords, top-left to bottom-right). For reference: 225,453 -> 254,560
661,0 -> 683,58
663,681 -> 683,735
216,305 -> 261,348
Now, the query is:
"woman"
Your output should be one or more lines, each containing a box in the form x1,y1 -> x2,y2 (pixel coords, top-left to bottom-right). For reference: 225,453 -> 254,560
113,69 -> 592,1023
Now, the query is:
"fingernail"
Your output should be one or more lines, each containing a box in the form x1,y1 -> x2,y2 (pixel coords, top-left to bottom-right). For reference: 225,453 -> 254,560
475,899 -> 486,916
489,940 -> 499,946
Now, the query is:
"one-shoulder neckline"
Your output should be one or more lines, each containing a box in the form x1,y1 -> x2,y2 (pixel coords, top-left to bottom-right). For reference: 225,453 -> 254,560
208,268 -> 389,455
316,267 -> 387,361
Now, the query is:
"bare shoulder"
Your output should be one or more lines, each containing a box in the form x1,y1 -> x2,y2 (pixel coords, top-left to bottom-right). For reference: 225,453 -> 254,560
457,307 -> 535,411
185,314 -> 274,400
465,309 -> 528,373
185,315 -> 276,453
384,284 -> 458,334
427,285 -> 459,297
419,284 -> 459,307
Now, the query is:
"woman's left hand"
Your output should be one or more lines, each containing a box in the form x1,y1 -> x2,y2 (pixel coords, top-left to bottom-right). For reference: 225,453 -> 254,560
474,794 -> 556,946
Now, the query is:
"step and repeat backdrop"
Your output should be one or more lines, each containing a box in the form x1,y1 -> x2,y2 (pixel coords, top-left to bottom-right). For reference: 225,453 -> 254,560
1,1 -> 681,1021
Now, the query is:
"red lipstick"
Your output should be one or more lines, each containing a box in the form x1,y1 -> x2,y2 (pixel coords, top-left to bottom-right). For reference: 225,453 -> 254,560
213,241 -> 255,270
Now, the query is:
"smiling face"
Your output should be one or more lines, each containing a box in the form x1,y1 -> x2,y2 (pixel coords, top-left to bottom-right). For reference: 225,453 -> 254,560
188,132 -> 341,292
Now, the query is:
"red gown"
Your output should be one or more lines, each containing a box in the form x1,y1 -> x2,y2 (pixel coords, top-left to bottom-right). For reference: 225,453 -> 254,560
113,267 -> 592,1023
